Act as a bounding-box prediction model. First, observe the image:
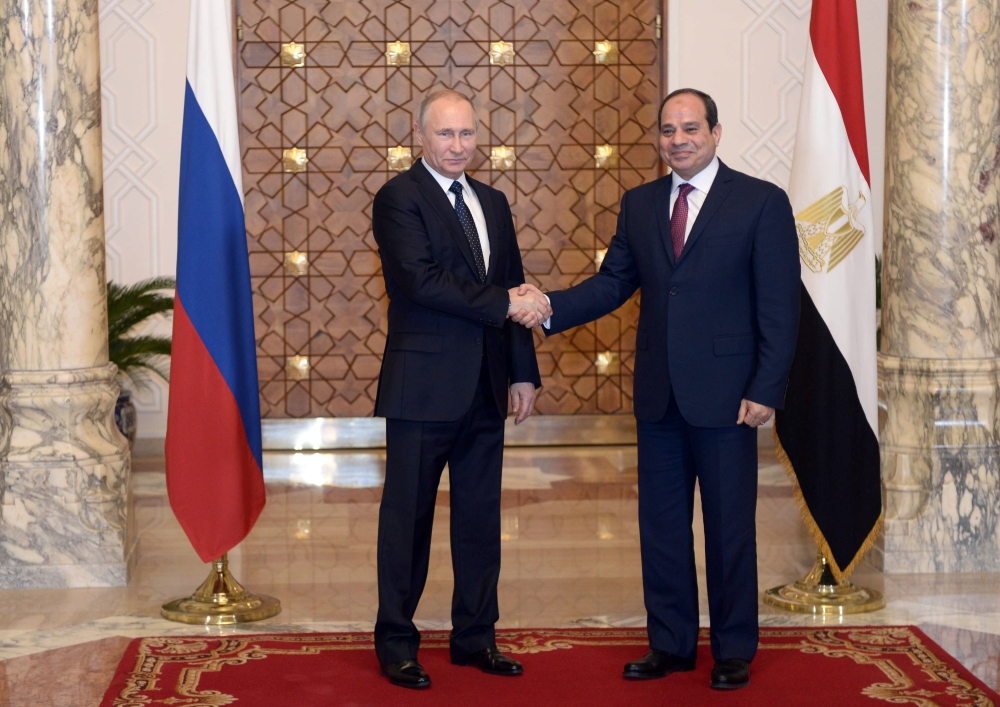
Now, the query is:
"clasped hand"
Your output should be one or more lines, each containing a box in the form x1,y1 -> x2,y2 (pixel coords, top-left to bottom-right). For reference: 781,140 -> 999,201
507,284 -> 551,329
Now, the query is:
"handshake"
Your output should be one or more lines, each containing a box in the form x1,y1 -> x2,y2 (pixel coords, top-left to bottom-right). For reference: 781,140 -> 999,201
507,284 -> 551,329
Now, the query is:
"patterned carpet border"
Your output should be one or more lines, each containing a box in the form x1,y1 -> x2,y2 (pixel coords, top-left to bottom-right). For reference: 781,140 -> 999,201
101,626 -> 999,707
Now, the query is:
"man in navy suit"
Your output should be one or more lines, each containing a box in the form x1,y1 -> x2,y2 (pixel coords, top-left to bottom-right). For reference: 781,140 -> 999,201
518,88 -> 800,690
371,89 -> 549,690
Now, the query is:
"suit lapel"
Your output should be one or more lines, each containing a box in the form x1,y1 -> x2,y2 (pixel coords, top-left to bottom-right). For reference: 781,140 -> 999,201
677,161 -> 735,264
468,176 -> 500,282
410,160 -> 481,279
654,177 -> 677,267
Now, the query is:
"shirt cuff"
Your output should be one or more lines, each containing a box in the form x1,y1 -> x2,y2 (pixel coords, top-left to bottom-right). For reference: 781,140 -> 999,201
543,294 -> 551,329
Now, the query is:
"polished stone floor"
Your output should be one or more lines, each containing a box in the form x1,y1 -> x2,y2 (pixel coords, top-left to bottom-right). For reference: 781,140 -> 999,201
1,441 -> 998,705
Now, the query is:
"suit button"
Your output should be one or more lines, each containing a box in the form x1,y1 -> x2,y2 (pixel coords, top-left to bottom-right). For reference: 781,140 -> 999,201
476,337 -> 482,345
670,287 -> 678,295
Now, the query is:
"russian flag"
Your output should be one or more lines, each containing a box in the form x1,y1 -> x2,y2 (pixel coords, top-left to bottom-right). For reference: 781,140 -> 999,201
165,0 -> 265,563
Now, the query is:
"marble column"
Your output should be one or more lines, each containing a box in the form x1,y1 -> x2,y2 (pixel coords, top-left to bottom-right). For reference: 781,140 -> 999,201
878,0 -> 1000,573
0,0 -> 136,587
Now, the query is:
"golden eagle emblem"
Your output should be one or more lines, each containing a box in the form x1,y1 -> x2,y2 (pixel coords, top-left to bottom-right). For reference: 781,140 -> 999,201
795,187 -> 867,273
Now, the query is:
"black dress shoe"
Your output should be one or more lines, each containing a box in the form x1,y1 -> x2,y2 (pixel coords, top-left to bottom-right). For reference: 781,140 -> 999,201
623,650 -> 696,680
452,647 -> 524,676
711,658 -> 750,690
381,659 -> 431,689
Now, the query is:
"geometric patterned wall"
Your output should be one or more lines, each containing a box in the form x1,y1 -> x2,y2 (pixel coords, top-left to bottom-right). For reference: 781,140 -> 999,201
238,0 -> 662,417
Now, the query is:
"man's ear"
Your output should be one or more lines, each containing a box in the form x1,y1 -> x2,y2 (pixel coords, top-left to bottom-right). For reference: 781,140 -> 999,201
712,122 -> 722,146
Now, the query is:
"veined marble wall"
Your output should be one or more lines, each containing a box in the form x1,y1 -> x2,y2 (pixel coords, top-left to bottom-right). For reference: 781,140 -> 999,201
878,0 -> 1000,573
0,0 -> 135,587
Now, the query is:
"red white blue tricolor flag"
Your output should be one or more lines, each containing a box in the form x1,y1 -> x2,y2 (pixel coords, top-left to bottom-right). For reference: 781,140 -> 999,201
165,0 -> 265,562
774,0 -> 881,581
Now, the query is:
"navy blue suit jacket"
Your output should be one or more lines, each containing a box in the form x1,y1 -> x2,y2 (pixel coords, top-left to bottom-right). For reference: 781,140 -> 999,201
372,159 -> 541,422
546,161 -> 800,427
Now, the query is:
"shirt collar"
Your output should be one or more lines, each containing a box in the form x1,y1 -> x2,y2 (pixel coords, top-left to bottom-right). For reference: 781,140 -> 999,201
422,157 -> 472,195
671,156 -> 720,195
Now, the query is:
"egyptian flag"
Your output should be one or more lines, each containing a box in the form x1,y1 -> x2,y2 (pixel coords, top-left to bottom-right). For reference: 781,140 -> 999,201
773,0 -> 881,582
165,0 -> 266,562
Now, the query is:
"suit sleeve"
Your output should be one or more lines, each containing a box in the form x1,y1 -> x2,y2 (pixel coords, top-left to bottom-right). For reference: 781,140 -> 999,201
544,191 -> 641,335
372,184 -> 510,327
744,187 -> 801,409
498,196 -> 542,387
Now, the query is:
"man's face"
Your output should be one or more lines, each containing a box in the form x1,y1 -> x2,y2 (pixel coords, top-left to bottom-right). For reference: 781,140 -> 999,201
658,93 -> 722,180
414,97 -> 477,180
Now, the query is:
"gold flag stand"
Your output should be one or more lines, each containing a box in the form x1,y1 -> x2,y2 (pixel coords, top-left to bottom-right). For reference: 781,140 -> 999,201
763,552 -> 884,615
161,554 -> 282,625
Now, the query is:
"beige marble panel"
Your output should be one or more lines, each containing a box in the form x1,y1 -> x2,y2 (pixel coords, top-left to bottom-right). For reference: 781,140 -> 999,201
0,0 -> 109,372
879,0 -> 1000,574
0,366 -> 135,587
0,0 -> 135,588
883,0 -> 1000,360
877,356 -> 1000,572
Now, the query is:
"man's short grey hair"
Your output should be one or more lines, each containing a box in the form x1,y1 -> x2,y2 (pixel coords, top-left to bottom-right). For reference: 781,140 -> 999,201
417,89 -> 479,131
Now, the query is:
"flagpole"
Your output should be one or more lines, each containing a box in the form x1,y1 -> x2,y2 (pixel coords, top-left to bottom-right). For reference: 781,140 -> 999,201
161,0 -> 278,625
767,0 -> 884,614
161,554 -> 281,624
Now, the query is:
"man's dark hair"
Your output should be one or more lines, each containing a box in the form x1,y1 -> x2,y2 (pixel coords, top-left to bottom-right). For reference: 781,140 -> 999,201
659,88 -> 719,130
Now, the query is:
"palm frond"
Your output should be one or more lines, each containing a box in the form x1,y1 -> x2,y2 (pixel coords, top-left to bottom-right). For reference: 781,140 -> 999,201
107,277 -> 176,341
107,277 -> 176,390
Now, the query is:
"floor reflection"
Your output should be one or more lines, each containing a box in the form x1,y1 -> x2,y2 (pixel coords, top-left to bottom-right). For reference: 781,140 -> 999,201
0,442 -> 998,705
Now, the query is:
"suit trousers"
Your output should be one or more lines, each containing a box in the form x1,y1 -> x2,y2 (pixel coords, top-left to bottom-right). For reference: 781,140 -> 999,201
374,358 -> 505,666
637,394 -> 759,663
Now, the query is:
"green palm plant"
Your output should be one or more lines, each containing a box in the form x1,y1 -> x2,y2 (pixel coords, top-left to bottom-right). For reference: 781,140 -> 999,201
107,276 -> 176,391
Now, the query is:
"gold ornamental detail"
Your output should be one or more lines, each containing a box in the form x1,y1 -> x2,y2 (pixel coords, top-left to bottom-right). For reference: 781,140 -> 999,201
280,41 -> 305,68
283,250 -> 308,277
593,40 -> 619,65
387,146 -> 412,172
489,41 -> 515,66
282,147 -> 308,173
795,186 -> 867,274
286,355 -> 310,380
595,351 -> 620,375
594,144 -> 618,169
490,146 -> 516,170
386,41 -> 411,66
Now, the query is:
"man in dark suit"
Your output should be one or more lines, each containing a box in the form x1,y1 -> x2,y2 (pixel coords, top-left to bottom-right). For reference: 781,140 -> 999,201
519,88 -> 800,690
371,89 -> 549,690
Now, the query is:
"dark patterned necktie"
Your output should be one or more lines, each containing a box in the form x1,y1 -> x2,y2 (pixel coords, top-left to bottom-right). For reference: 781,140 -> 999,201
450,181 -> 487,282
671,183 -> 696,260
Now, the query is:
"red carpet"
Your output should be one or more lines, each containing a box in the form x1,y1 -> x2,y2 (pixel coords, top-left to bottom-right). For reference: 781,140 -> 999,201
100,626 -> 997,706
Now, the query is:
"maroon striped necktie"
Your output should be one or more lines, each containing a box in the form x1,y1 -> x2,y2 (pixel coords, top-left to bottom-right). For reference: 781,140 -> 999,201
671,183 -> 695,261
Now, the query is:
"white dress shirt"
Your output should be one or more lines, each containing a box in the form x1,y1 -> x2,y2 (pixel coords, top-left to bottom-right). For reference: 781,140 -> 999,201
421,158 -> 491,268
669,156 -> 720,242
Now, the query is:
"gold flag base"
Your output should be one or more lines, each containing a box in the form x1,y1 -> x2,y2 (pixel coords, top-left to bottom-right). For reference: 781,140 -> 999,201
763,554 -> 885,615
161,554 -> 281,625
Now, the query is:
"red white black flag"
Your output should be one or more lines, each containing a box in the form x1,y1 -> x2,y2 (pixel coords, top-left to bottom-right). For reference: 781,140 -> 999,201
774,0 -> 881,581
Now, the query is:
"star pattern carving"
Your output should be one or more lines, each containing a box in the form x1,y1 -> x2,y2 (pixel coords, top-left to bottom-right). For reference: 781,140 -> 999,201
240,0 -> 660,417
